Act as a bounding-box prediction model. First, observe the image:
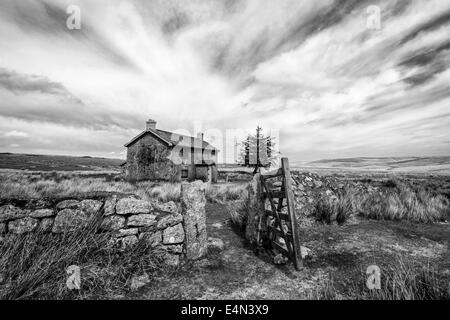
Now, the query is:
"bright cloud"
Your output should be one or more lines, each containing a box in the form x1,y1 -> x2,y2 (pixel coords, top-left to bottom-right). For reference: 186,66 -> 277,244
0,0 -> 449,161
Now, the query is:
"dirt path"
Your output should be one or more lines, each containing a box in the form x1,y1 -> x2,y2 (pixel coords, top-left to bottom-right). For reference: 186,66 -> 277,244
141,203 -> 449,300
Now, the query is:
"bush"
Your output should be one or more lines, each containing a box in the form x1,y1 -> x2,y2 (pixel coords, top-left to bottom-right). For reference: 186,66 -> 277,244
314,190 -> 355,225
360,184 -> 449,223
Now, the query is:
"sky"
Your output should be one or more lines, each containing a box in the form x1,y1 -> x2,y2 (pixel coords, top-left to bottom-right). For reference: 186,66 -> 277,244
0,0 -> 449,162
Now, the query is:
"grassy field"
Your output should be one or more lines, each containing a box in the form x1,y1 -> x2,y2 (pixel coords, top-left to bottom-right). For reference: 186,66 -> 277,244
0,153 -> 449,300
292,156 -> 450,175
0,153 -> 124,172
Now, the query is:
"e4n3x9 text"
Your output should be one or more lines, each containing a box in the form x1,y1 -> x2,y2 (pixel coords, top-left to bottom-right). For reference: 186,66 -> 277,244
181,304 -> 269,317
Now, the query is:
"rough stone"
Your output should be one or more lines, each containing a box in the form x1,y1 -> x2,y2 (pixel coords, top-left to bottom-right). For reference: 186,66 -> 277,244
140,231 -> 162,246
104,196 -> 117,216
156,213 -> 183,230
80,200 -> 103,215
30,209 -> 55,218
127,214 -> 156,227
116,228 -> 139,237
300,246 -> 312,259
163,223 -> 184,244
130,273 -> 150,291
39,218 -> 54,232
181,181 -> 208,260
244,174 -> 266,245
101,215 -> 126,231
153,201 -> 178,214
116,198 -> 152,215
8,217 -> 39,234
0,223 -> 5,234
0,205 -> 26,222
25,199 -> 52,210
52,209 -> 93,233
56,200 -> 80,210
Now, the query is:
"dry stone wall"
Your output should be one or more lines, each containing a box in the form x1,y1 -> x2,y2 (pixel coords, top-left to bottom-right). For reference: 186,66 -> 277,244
0,182 -> 209,266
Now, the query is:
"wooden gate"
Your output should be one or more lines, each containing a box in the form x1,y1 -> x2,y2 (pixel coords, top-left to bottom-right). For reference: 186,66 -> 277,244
260,158 -> 303,270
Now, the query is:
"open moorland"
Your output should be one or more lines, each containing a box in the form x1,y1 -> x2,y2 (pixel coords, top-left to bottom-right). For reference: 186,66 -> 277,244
0,153 -> 449,300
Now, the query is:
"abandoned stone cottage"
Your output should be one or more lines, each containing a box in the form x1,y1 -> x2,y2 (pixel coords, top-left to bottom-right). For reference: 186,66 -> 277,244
123,119 -> 218,183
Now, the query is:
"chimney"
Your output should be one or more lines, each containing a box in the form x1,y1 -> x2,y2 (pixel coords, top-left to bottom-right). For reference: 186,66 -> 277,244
146,119 -> 156,130
197,132 -> 204,141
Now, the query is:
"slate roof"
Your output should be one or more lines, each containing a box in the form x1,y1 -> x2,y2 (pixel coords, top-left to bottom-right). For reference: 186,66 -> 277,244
124,128 -> 218,151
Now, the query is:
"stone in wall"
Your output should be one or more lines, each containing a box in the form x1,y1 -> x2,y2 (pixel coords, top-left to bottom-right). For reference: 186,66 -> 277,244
181,181 -> 207,260
127,214 -> 156,227
52,209 -> 94,233
163,223 -> 184,244
153,201 -> 179,214
30,209 -> 55,218
244,174 -> 266,245
56,200 -> 80,211
0,205 -> 27,223
156,213 -> 183,230
80,200 -> 102,215
139,231 -> 162,246
0,223 -> 5,235
116,198 -> 152,215
39,218 -> 54,233
101,215 -> 126,231
8,217 -> 39,234
104,196 -> 117,216
117,228 -> 139,237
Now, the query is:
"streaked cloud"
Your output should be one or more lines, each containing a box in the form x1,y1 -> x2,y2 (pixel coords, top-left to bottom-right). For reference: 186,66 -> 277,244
0,0 -> 449,160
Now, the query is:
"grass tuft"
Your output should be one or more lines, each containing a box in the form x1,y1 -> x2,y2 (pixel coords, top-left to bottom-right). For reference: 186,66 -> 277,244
0,220 -> 167,300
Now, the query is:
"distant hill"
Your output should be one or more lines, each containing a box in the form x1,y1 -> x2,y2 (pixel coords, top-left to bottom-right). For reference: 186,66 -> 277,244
292,157 -> 450,175
0,153 -> 124,171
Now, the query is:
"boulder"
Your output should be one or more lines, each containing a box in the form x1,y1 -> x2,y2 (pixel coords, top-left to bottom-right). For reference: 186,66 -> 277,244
101,215 -> 126,231
52,209 -> 93,233
39,218 -> 54,233
244,174 -> 266,245
0,205 -> 26,222
56,200 -> 80,211
116,198 -> 152,215
181,181 -> 208,260
127,214 -> 156,227
8,217 -> 39,234
30,209 -> 55,218
163,223 -> 184,244
80,200 -> 102,215
156,213 -> 183,230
